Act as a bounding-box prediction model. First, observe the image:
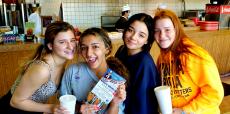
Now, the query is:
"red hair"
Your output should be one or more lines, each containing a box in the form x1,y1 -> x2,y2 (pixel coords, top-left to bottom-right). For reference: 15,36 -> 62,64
153,9 -> 188,52
153,9 -> 195,81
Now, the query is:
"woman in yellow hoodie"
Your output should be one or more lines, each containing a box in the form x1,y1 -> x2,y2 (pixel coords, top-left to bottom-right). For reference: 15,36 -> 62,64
153,9 -> 224,114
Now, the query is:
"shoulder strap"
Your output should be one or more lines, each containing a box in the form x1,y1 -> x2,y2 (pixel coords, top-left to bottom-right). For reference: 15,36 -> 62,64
26,60 -> 53,80
37,60 -> 53,80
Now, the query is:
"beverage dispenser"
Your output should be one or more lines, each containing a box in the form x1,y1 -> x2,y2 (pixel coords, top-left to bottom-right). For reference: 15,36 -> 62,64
0,2 -> 31,34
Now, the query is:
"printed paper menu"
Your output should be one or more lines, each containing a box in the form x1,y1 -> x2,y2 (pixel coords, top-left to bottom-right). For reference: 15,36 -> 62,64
87,68 -> 126,111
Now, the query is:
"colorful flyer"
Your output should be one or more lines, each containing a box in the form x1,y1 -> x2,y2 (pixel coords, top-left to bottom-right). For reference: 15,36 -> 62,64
87,68 -> 126,111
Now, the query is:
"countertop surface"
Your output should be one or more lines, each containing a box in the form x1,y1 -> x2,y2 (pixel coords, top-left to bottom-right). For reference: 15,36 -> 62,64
0,42 -> 41,52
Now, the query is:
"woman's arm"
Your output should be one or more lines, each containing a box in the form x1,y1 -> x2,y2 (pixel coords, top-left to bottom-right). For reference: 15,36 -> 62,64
182,53 -> 224,113
10,63 -> 55,113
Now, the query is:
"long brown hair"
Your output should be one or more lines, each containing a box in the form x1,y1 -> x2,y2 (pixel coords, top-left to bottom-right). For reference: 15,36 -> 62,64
23,21 -> 75,73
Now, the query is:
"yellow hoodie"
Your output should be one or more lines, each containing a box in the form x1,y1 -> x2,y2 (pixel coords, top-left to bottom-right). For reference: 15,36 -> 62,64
157,38 -> 224,114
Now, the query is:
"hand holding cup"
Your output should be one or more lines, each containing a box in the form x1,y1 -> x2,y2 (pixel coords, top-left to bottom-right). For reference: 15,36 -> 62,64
59,95 -> 76,114
154,86 -> 173,114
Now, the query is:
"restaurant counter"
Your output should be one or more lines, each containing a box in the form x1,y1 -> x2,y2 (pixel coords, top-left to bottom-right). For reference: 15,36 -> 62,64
0,42 -> 41,96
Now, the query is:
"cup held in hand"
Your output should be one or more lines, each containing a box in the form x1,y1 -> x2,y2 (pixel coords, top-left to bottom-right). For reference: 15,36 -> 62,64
59,95 -> 76,114
154,86 -> 172,114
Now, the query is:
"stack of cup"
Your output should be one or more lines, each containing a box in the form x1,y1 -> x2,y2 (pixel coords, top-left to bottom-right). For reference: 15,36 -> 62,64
59,94 -> 77,114
154,86 -> 173,114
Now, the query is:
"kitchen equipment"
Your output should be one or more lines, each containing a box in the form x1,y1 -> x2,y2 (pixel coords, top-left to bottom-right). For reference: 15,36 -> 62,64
10,3 -> 16,11
183,10 -> 205,19
198,21 -> 219,30
0,26 -> 10,33
0,3 -> 33,34
101,16 -> 120,32
193,17 -> 199,25
210,0 -> 230,5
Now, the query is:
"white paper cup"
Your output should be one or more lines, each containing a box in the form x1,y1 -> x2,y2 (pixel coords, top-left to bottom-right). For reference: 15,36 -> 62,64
59,95 -> 76,114
154,86 -> 172,114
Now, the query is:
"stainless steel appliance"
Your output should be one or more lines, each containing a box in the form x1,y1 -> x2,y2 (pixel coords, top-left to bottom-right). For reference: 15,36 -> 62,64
183,10 -> 205,19
0,2 -> 5,26
101,16 -> 120,32
0,3 -> 32,34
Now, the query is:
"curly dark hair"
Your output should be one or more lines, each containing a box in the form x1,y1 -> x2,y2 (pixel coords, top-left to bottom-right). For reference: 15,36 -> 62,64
106,56 -> 129,85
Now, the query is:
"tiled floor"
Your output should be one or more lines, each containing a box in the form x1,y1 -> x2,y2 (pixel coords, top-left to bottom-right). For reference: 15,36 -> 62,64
220,95 -> 230,114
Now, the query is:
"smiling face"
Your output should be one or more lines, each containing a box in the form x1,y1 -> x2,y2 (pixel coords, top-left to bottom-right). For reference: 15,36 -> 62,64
49,30 -> 77,60
80,35 -> 108,71
124,20 -> 148,55
154,18 -> 176,49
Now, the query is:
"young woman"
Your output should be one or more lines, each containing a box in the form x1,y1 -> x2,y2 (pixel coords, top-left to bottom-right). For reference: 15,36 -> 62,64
153,9 -> 224,114
0,21 -> 77,114
54,27 -> 127,114
115,13 -> 161,114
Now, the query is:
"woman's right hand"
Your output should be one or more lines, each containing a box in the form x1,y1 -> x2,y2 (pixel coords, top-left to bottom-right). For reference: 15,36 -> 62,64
80,103 -> 99,114
53,105 -> 70,114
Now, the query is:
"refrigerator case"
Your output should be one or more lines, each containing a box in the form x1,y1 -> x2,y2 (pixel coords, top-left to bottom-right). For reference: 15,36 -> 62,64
205,4 -> 230,29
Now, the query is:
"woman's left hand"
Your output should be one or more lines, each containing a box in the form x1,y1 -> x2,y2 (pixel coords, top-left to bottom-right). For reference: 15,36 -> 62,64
80,103 -> 99,114
173,108 -> 184,114
53,105 -> 70,114
111,84 -> 126,105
